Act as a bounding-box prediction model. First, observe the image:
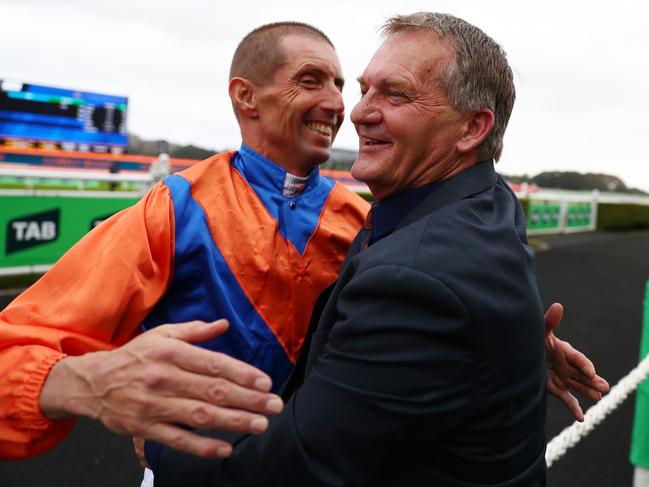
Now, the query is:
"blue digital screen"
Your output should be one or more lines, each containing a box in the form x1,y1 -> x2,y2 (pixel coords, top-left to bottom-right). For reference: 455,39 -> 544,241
0,80 -> 128,150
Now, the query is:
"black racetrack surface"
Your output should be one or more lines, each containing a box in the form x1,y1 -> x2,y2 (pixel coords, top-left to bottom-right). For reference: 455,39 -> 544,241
541,231 -> 649,485
1,231 -> 648,486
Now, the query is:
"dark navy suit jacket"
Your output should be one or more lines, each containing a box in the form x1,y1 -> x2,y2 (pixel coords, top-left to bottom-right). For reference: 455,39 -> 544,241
154,161 -> 547,486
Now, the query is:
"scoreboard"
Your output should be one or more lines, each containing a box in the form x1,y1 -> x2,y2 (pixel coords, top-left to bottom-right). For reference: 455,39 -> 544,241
0,79 -> 128,153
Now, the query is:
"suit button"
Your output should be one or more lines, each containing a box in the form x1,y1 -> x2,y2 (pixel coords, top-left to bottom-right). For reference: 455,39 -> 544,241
297,267 -> 307,277
289,201 -> 297,210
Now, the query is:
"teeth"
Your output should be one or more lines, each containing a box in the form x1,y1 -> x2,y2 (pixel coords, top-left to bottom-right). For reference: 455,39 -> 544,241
306,122 -> 333,136
363,137 -> 382,145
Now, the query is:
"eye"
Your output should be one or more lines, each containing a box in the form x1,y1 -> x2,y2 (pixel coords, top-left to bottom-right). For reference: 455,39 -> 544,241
300,75 -> 319,87
388,91 -> 409,104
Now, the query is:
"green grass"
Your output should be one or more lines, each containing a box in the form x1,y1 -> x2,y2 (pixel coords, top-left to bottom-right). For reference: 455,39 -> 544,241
0,177 -> 143,192
0,182 -> 141,191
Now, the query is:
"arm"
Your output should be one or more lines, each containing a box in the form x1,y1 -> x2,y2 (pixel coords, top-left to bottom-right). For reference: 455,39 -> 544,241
544,303 -> 609,421
155,265 -> 475,486
0,184 -> 174,458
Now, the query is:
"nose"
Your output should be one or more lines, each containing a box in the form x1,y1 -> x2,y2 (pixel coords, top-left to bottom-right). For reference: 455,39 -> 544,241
351,92 -> 380,126
318,83 -> 345,130
320,84 -> 345,116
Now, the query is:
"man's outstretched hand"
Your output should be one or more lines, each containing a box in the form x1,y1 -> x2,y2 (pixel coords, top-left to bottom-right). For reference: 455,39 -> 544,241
40,320 -> 284,459
544,303 -> 610,421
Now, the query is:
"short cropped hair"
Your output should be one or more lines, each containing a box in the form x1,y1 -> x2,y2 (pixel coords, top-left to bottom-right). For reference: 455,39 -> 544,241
382,12 -> 515,161
230,22 -> 334,86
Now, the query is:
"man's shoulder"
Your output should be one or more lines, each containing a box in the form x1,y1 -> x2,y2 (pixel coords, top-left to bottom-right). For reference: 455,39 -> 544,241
356,186 -> 528,278
327,182 -> 371,217
421,181 -> 524,246
174,151 -> 235,185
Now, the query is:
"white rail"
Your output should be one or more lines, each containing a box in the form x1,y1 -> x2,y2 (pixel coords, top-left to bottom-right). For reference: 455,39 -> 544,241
546,354 -> 649,467
0,166 -> 152,183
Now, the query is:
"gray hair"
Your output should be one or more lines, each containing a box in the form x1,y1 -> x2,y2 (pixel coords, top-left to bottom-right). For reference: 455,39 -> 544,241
381,12 -> 515,161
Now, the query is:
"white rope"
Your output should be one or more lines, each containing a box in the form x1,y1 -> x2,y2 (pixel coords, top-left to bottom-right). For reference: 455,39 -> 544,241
546,354 -> 649,467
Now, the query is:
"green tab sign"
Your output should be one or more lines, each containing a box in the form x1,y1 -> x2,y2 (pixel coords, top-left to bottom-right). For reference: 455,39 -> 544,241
0,192 -> 139,271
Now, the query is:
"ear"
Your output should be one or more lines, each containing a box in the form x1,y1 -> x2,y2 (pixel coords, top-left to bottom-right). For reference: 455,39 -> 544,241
456,109 -> 495,154
229,77 -> 258,119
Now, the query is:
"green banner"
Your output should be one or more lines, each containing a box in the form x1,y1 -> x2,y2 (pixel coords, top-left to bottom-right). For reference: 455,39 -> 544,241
0,192 -> 139,269
527,200 -> 595,234
565,202 -> 593,228
527,201 -> 561,231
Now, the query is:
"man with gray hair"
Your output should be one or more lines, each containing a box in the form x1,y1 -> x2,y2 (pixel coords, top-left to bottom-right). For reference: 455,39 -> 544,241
150,12 -> 592,486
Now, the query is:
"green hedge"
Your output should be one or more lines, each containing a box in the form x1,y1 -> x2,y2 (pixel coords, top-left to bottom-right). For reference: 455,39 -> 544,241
0,273 -> 43,290
358,192 -> 374,203
597,203 -> 649,231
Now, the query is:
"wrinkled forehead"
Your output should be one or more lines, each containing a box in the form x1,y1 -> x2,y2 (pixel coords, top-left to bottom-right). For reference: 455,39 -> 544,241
278,34 -> 344,78
363,30 -> 454,81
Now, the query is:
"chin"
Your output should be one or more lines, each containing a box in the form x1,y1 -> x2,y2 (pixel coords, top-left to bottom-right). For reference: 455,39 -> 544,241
350,157 -> 376,183
307,148 -> 331,166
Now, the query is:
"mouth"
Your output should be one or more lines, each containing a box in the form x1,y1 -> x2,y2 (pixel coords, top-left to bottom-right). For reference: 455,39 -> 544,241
360,136 -> 390,147
305,121 -> 333,138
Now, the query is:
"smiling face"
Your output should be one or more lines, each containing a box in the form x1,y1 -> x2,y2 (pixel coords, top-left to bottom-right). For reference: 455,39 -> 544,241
350,30 -> 472,200
249,34 -> 345,176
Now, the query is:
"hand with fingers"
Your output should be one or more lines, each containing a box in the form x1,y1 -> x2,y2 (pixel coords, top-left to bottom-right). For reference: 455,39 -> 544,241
39,320 -> 283,459
544,303 -> 610,421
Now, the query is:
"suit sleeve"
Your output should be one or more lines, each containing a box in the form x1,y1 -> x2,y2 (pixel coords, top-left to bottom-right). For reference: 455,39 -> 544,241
0,182 -> 175,459
155,264 -> 477,487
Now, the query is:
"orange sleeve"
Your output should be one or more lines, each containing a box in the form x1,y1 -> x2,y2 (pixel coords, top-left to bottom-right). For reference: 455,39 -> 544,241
0,182 -> 175,459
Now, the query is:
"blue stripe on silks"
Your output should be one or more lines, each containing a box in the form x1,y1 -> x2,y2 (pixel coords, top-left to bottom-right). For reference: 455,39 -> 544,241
141,174 -> 294,392
232,149 -> 335,255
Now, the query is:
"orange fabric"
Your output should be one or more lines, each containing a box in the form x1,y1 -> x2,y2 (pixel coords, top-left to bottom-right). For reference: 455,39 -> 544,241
181,153 -> 369,362
0,151 -> 368,459
0,183 -> 175,459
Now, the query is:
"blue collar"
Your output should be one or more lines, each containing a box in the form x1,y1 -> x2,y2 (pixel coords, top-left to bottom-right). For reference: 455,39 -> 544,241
370,179 -> 443,245
234,144 -> 321,195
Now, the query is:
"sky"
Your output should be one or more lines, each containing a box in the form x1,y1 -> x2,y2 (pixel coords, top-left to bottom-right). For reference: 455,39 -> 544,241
2,0 -> 648,191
